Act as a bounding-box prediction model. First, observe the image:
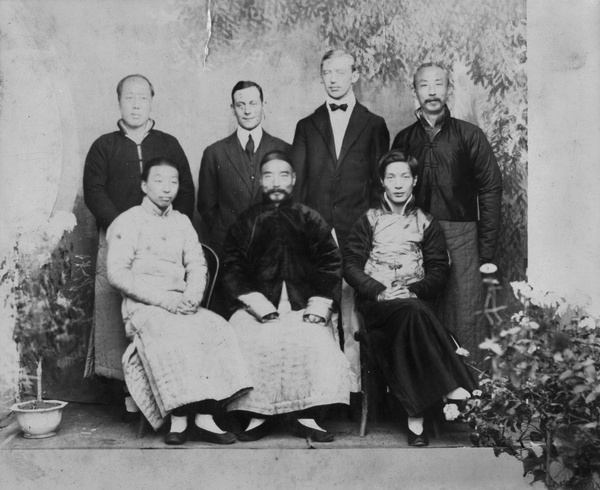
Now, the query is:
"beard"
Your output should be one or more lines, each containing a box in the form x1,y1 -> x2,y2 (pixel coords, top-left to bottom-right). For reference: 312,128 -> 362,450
264,188 -> 291,200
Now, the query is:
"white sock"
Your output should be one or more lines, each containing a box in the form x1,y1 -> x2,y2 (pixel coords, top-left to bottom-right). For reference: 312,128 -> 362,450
170,415 -> 187,433
124,396 -> 140,413
408,416 -> 424,435
446,387 -> 471,400
297,418 -> 325,432
246,418 -> 266,432
195,414 -> 226,434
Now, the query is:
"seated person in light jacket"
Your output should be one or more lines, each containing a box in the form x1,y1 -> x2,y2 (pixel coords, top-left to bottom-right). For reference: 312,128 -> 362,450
343,149 -> 477,447
107,157 -> 252,446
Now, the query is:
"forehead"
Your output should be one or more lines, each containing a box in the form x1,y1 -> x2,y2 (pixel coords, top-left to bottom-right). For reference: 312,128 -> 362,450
148,164 -> 179,178
384,161 -> 411,174
233,86 -> 261,103
415,66 -> 447,84
322,56 -> 353,72
261,159 -> 293,173
121,77 -> 152,94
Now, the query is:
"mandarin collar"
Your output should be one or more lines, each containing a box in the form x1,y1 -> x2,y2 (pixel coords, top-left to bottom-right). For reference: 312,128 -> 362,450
414,105 -> 450,128
141,196 -> 173,217
380,193 -> 415,216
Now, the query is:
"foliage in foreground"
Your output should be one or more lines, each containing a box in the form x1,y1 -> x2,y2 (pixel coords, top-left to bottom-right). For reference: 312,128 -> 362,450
468,282 -> 600,489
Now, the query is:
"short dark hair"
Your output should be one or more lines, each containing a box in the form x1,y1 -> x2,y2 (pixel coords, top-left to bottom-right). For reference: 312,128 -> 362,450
259,150 -> 294,170
378,149 -> 419,180
412,62 -> 450,89
231,81 -> 264,103
141,157 -> 179,182
321,49 -> 357,72
117,74 -> 155,100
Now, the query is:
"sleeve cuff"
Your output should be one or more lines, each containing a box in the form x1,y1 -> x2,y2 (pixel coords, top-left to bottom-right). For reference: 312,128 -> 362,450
238,292 -> 278,321
304,296 -> 334,324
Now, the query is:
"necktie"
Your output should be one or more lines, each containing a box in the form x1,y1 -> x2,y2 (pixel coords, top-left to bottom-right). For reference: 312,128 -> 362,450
245,134 -> 255,160
330,103 -> 348,112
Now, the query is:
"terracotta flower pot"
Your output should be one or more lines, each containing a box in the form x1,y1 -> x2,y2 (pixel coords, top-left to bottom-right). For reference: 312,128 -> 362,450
10,400 -> 68,438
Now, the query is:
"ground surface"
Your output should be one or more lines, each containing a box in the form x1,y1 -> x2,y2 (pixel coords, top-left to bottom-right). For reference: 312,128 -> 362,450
0,403 -> 541,489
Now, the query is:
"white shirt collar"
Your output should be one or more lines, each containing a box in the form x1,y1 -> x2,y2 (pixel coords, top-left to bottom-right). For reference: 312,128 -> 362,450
326,92 -> 356,114
237,125 -> 263,148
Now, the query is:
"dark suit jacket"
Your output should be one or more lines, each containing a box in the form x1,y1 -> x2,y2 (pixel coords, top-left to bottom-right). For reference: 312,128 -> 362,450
291,101 -> 389,250
197,130 -> 291,255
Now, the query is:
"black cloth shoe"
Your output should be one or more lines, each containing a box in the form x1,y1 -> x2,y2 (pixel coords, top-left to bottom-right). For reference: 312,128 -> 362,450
165,430 -> 187,445
291,420 -> 334,443
238,420 -> 271,442
407,428 -> 429,447
121,410 -> 141,424
190,425 -> 236,445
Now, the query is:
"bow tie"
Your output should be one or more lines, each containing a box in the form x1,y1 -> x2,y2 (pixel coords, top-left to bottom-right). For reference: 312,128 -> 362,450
330,103 -> 348,112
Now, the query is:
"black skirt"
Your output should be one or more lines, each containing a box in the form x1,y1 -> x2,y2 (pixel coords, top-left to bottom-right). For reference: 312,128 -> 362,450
359,298 -> 478,416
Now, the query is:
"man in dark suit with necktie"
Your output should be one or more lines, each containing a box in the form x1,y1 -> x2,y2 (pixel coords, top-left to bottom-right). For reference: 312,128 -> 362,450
290,50 -> 389,390
198,81 -> 291,258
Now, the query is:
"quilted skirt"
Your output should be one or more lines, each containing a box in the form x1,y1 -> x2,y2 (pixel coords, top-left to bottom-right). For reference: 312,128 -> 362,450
122,305 -> 253,430
226,310 -> 354,415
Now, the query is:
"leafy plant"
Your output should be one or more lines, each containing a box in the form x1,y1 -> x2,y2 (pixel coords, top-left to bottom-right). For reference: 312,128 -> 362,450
467,282 -> 600,489
1,217 -> 92,402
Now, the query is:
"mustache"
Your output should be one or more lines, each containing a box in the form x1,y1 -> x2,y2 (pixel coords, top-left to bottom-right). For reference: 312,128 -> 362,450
264,188 -> 290,197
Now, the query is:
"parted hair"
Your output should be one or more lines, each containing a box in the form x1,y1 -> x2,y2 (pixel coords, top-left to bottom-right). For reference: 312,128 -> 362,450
378,149 -> 419,180
320,49 -> 357,72
231,80 -> 264,103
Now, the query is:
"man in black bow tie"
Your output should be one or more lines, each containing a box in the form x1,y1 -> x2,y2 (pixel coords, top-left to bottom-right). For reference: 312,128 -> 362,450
291,50 -> 389,390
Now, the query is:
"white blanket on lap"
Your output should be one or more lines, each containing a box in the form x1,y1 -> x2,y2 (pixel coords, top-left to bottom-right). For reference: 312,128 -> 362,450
122,305 -> 253,430
227,310 -> 355,415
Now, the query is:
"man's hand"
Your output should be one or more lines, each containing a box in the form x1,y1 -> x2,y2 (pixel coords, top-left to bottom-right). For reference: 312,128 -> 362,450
303,314 -> 326,325
377,284 -> 417,302
176,298 -> 199,315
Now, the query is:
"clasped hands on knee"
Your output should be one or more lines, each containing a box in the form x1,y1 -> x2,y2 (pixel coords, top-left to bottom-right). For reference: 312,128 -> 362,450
377,284 -> 417,301
176,298 -> 200,315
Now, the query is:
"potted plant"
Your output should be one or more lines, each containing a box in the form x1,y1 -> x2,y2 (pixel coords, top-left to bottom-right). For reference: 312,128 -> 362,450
10,359 -> 68,438
2,212 -> 89,438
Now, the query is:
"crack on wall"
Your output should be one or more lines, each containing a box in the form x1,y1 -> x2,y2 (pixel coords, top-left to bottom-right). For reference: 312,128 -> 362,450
203,0 -> 212,68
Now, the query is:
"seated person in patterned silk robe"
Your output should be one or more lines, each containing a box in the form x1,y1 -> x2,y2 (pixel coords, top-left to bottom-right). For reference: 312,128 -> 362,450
343,149 -> 477,447
222,151 -> 354,443
107,157 -> 252,446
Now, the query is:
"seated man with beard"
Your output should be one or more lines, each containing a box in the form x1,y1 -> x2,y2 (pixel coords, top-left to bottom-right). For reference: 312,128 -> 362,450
222,151 -> 354,442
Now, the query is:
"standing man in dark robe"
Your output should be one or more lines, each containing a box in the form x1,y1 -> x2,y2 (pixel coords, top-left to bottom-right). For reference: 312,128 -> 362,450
83,74 -> 195,402
290,50 -> 390,386
197,81 -> 291,258
392,62 -> 503,364
222,151 -> 353,442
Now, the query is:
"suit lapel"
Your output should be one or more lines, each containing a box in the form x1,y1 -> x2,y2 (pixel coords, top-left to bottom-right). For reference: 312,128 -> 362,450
337,102 -> 370,165
310,104 -> 337,166
223,132 -> 252,190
